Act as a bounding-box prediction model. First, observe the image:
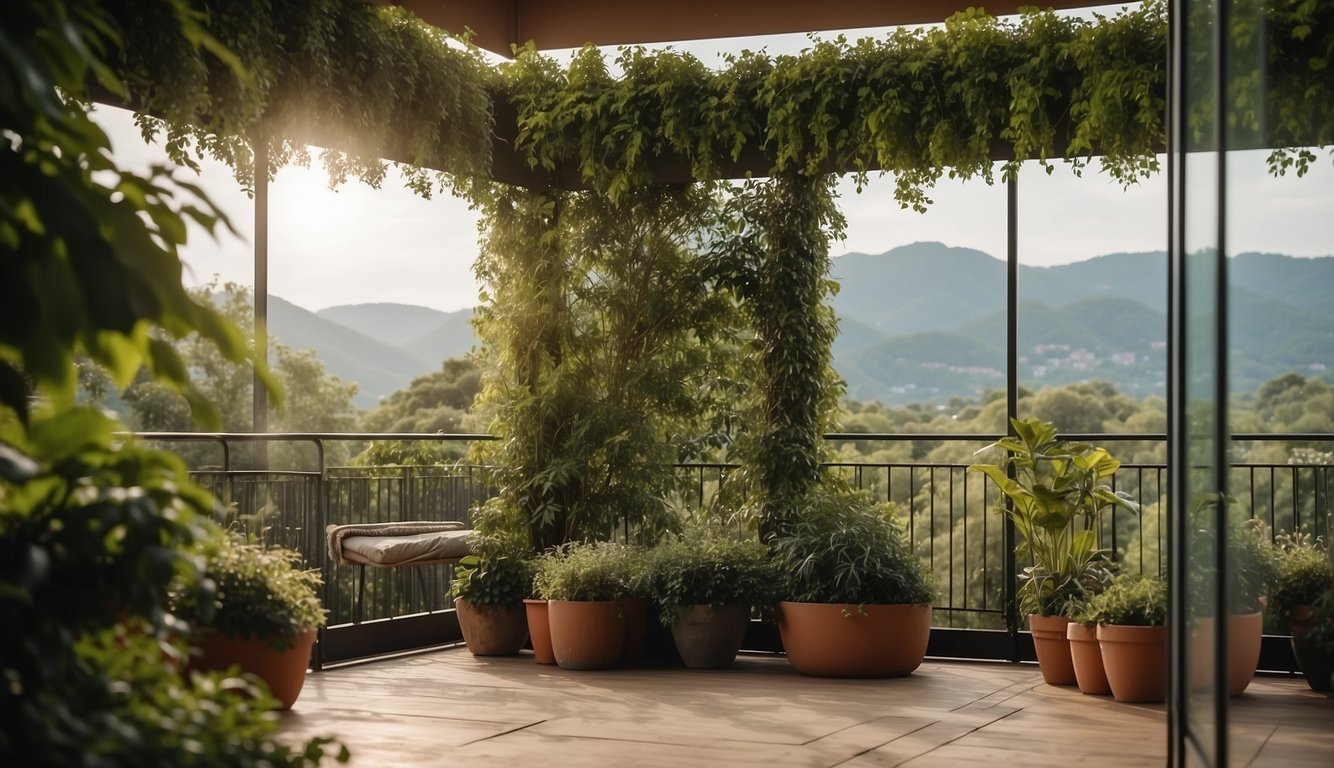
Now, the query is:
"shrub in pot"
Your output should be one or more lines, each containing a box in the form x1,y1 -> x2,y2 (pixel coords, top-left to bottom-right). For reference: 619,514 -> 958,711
176,532 -> 327,710
1183,498 -> 1279,694
1302,586 -> 1334,694
1271,533 -> 1334,691
771,487 -> 935,678
1219,517 -> 1277,695
1066,610 -> 1111,696
1080,574 -> 1167,703
970,417 -> 1137,686
1271,532 -> 1333,633
647,523 -> 776,668
451,539 -> 533,657
533,541 -> 645,670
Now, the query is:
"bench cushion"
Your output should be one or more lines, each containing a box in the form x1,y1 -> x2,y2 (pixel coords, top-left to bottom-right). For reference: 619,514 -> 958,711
339,529 -> 473,566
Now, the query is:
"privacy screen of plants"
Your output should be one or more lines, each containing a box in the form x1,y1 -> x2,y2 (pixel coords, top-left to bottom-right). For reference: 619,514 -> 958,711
61,0 -> 1334,548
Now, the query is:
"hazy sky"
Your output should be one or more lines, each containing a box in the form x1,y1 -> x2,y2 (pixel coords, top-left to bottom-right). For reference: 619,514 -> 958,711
93,4 -> 1334,313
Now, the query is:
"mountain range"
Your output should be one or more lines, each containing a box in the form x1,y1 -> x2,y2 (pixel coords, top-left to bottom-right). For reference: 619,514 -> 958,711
266,243 -> 1333,408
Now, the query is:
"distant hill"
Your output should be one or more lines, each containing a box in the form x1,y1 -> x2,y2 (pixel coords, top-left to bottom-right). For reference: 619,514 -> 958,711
316,302 -> 478,368
830,245 -> 1332,404
265,245 -> 1330,409
270,299 -> 437,408
316,303 -> 452,347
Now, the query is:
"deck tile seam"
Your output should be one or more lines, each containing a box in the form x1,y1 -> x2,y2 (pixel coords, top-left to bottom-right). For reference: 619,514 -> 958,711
459,718 -> 550,747
820,721 -> 940,768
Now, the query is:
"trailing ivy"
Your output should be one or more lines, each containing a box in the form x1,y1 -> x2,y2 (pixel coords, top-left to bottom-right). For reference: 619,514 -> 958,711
68,1 -> 1329,198
707,174 -> 845,540
105,0 -> 494,192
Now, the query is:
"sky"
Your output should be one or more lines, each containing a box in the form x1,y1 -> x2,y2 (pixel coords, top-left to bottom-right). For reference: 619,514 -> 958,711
93,4 -> 1334,314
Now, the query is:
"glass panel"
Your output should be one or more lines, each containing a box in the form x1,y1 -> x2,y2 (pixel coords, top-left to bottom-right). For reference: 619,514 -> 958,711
1174,0 -> 1225,765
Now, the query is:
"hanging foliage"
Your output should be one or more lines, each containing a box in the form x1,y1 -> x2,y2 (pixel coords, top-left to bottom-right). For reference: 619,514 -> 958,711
103,0 -> 495,193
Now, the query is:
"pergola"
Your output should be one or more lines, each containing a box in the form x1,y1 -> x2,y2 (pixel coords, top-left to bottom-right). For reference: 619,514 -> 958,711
249,0 -> 1117,447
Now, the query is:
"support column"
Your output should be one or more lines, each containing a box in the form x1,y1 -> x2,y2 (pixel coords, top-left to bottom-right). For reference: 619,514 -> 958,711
1004,170 -> 1020,654
253,137 -> 269,469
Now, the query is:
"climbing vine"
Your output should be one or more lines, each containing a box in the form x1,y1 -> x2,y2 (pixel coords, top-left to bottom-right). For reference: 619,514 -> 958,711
706,175 -> 846,539
469,183 -> 744,550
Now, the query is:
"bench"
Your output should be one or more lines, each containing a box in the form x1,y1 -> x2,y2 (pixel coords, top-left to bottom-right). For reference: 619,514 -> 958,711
325,521 -> 474,623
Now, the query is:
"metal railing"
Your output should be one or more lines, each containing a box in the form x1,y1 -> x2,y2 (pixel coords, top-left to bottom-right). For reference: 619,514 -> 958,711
133,430 -> 1333,665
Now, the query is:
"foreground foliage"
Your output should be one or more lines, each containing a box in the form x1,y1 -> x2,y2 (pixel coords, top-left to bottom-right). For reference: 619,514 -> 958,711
2,1 -> 343,763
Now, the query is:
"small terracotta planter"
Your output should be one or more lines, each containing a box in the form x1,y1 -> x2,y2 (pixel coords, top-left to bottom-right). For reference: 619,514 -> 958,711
1226,611 -> 1262,696
778,601 -> 931,678
671,604 -> 751,669
1066,623 -> 1110,695
1029,614 -> 1077,686
1097,623 -> 1166,703
455,597 -> 529,656
547,599 -> 625,670
1187,612 -> 1263,695
1187,616 -> 1215,690
523,599 -> 556,665
190,629 -> 317,710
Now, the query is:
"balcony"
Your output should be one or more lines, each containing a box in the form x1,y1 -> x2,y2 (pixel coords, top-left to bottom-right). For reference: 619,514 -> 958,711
143,432 -> 1332,670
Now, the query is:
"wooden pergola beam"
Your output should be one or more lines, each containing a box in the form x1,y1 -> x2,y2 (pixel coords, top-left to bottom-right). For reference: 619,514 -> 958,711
388,0 -> 1106,57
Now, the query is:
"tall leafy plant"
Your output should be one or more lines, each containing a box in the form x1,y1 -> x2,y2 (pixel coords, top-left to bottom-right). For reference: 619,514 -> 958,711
970,417 -> 1139,617
470,183 -> 743,550
708,174 -> 845,541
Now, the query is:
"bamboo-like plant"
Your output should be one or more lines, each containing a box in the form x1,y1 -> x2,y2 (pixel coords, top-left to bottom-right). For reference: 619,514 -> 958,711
970,417 -> 1140,618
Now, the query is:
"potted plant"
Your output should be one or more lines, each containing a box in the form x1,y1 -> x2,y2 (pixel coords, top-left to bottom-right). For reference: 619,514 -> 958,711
646,523 -> 776,668
1302,586 -> 1334,694
1066,610 -> 1111,696
770,487 -> 935,678
533,541 -> 645,670
175,532 -> 327,710
970,417 -> 1137,686
1079,573 -> 1167,703
1270,532 -> 1334,691
1220,517 -> 1277,695
451,536 -> 533,656
1182,497 -> 1279,695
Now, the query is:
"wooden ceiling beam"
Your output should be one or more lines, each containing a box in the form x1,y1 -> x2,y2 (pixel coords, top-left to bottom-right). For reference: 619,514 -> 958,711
387,0 -> 1109,57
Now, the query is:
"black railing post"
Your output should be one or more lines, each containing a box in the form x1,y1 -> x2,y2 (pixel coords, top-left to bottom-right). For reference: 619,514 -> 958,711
1004,169 -> 1021,658
313,437 -> 327,671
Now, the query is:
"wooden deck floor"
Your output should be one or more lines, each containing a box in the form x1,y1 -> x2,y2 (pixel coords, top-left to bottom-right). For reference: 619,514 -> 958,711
280,648 -> 1333,767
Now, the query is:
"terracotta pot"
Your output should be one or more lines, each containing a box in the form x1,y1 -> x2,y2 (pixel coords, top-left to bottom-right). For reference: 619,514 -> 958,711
455,597 -> 529,656
1097,623 -> 1166,703
1187,612 -> 1263,695
1291,604 -> 1315,640
778,601 -> 931,678
1029,614 -> 1077,686
523,599 -> 556,665
547,599 -> 625,670
618,597 -> 649,667
671,604 -> 751,669
190,629 -> 317,710
1066,623 -> 1110,695
1226,611 -> 1262,696
1187,616 -> 1215,690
